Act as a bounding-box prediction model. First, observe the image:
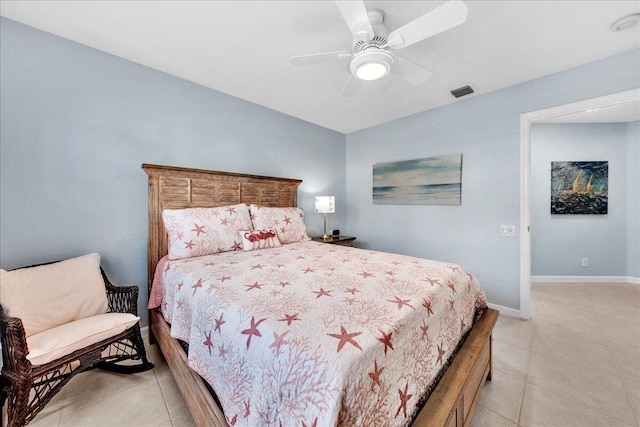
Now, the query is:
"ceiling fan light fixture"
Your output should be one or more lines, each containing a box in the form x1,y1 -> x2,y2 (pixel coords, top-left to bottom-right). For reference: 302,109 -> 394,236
356,61 -> 388,81
350,50 -> 394,81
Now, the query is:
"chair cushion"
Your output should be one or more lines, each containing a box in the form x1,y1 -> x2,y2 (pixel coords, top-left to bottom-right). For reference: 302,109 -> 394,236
0,253 -> 108,337
26,312 -> 140,366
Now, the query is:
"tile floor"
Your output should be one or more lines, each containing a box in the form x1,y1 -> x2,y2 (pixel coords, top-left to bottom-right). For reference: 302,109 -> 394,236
23,282 -> 640,427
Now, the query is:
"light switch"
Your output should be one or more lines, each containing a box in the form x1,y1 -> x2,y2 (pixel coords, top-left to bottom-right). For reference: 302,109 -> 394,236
500,225 -> 516,237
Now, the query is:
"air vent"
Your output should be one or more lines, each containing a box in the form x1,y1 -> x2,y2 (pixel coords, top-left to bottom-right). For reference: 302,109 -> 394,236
451,85 -> 474,98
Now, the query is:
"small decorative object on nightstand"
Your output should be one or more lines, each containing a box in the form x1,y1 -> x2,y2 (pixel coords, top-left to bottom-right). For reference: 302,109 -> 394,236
314,196 -> 335,240
312,235 -> 356,247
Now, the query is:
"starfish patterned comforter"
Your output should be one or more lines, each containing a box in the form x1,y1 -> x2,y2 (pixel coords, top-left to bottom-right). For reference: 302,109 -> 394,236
152,241 -> 487,426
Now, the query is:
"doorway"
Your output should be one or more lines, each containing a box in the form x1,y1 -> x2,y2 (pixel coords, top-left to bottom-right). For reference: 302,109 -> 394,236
519,88 -> 640,319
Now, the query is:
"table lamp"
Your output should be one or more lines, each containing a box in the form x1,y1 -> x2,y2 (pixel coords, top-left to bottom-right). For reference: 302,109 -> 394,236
314,196 -> 335,240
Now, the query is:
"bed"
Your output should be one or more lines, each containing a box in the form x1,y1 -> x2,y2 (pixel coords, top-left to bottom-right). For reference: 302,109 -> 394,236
142,163 -> 498,427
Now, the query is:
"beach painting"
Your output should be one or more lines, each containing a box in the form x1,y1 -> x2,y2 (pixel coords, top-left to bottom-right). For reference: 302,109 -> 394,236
551,161 -> 608,214
373,154 -> 462,205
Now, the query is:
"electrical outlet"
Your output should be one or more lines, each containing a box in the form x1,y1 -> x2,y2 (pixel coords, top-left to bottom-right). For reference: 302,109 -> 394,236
500,225 -> 516,237
582,258 -> 588,268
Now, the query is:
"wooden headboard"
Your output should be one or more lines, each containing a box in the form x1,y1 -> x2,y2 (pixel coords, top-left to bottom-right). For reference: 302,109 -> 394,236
142,164 -> 302,293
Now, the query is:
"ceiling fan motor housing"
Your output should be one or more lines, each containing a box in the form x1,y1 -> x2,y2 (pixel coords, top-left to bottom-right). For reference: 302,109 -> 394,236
352,9 -> 390,51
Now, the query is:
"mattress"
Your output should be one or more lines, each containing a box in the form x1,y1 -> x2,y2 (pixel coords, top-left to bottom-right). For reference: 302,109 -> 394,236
151,241 -> 487,426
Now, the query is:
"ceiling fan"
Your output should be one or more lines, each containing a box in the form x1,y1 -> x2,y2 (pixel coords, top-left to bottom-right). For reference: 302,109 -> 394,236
290,0 -> 468,97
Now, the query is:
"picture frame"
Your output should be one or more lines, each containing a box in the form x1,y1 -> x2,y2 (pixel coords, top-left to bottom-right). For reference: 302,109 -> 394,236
373,154 -> 462,205
550,161 -> 608,214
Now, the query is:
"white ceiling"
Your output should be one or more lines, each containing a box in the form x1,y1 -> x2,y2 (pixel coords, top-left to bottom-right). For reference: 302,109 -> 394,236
1,1 -> 639,134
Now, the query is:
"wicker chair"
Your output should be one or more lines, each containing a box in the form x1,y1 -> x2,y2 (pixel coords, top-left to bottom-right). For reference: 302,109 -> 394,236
0,255 -> 153,427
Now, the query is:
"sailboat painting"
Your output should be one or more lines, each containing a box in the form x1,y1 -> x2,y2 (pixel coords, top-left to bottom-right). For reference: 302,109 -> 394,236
373,154 -> 462,205
551,161 -> 608,214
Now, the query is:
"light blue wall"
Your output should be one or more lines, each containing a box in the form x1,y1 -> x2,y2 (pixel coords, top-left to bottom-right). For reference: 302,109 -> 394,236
2,17 -> 639,318
627,121 -> 640,278
0,18 -> 346,325
530,123 -> 634,277
346,49 -> 640,310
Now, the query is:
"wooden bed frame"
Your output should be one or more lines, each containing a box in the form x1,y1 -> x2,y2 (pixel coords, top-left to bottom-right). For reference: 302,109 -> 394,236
142,163 -> 498,427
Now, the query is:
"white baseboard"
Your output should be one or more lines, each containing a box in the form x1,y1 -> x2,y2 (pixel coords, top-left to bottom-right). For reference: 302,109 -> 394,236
141,326 -> 149,339
487,302 -> 521,319
532,276 -> 640,285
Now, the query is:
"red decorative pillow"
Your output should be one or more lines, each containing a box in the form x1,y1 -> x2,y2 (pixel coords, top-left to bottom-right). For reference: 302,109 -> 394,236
239,229 -> 281,251
249,205 -> 311,244
162,204 -> 252,260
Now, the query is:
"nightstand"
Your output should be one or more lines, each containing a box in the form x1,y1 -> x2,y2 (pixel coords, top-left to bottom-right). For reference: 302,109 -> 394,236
312,235 -> 356,247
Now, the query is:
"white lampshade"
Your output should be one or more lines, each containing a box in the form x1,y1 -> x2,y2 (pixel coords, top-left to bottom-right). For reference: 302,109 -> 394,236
315,196 -> 335,214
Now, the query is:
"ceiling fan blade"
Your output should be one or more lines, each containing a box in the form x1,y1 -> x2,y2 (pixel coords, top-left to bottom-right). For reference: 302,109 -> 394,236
391,57 -> 433,85
335,1 -> 374,42
290,51 -> 352,66
341,76 -> 362,97
387,0 -> 468,49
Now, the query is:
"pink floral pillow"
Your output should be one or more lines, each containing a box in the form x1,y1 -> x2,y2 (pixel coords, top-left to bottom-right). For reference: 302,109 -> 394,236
239,229 -> 281,251
162,204 -> 252,260
249,205 -> 311,244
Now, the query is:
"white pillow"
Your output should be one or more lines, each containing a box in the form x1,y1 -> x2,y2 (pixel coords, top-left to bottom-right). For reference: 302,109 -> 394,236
162,204 -> 252,260
249,205 -> 311,244
0,253 -> 108,337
